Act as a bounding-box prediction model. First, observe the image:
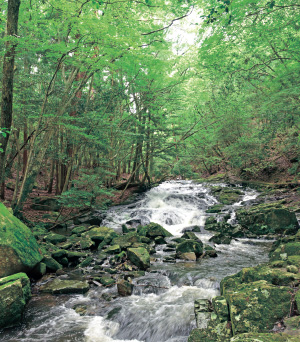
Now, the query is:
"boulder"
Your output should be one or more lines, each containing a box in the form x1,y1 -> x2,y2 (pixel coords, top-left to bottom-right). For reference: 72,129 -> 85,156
31,196 -> 60,211
0,273 -> 31,329
176,240 -> 203,258
40,278 -> 89,294
181,231 -> 200,241
236,202 -> 299,235
210,187 -> 242,205
99,276 -> 115,286
0,203 -> 43,277
225,280 -> 292,335
83,226 -> 118,244
112,231 -> 142,249
127,247 -> 150,270
181,252 -> 197,261
137,222 -> 173,239
209,233 -> 232,245
44,233 -> 67,245
117,279 -> 133,296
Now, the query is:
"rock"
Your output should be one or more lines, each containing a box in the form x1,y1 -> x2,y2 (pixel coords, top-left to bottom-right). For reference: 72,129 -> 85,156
127,247 -> 150,270
176,240 -> 203,258
209,233 -> 232,245
103,245 -> 121,254
230,333 -> 300,342
31,196 -> 60,211
137,222 -> 173,239
73,304 -> 87,316
77,256 -> 93,268
154,236 -> 166,244
112,232 -> 142,249
40,278 -> 89,294
52,249 -> 67,259
106,306 -> 122,319
181,252 -> 197,261
117,279 -> 133,296
181,231 -> 200,241
99,276 -> 115,286
236,202 -> 299,235
295,289 -> 300,310
67,251 -> 87,260
212,296 -> 229,322
32,262 -> 47,278
270,242 -> 300,261
0,273 -> 31,329
44,233 -> 67,245
79,237 -> 95,250
83,226 -> 117,244
283,316 -> 300,337
194,299 -> 212,328
206,204 -> 224,213
210,187 -> 242,205
286,265 -> 298,274
0,203 -> 43,277
43,256 -> 63,272
74,212 -> 104,226
71,225 -> 93,236
225,280 -> 292,335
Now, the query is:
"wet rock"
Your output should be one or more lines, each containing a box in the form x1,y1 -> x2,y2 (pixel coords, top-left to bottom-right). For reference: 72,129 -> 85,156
210,187 -> 243,205
236,202 -> 299,235
212,296 -> 229,322
77,256 -> 93,268
106,306 -> 122,319
206,204 -> 224,213
32,262 -> 47,278
73,304 -> 87,316
112,232 -> 142,249
83,226 -> 118,244
225,280 -> 292,335
45,233 -> 67,245
181,252 -> 197,261
0,203 -> 43,277
117,279 -> 133,296
43,256 -> 63,272
209,233 -> 232,245
176,240 -> 203,258
286,265 -> 298,274
125,219 -> 142,228
99,276 -> 115,287
154,236 -> 166,245
194,299 -> 212,328
137,222 -> 173,239
0,273 -> 31,329
103,245 -> 121,254
40,278 -> 89,294
127,247 -> 150,270
181,231 -> 201,241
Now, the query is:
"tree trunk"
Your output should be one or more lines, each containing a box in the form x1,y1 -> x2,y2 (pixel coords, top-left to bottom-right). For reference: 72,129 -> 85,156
0,0 -> 21,199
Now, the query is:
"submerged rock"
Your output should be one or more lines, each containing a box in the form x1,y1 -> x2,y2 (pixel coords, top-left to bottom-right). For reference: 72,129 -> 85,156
0,273 -> 31,329
0,203 -> 43,277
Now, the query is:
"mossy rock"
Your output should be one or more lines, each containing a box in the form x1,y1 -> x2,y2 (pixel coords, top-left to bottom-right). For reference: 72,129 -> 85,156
181,231 -> 200,241
287,255 -> 300,267
230,332 -> 300,342
236,203 -> 299,235
225,280 -> 292,335
176,239 -> 203,258
103,245 -> 121,254
43,256 -> 63,272
44,233 -> 67,245
31,196 -> 60,211
99,276 -> 115,286
212,296 -> 229,322
127,247 -> 150,270
270,242 -> 300,261
206,204 -> 224,213
112,231 -> 142,249
209,233 -> 232,245
83,226 -> 117,243
210,187 -> 243,205
137,222 -> 172,239
71,226 -> 93,236
0,273 -> 31,329
40,278 -> 89,294
0,203 -> 43,277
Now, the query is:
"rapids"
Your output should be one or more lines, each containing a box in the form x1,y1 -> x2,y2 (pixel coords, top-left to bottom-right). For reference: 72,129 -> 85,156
0,181 -> 272,342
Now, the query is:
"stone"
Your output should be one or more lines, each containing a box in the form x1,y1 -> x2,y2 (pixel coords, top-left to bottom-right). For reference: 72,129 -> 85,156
194,299 -> 212,329
43,256 -> 63,272
0,273 -> 31,329
0,203 -> 43,277
44,233 -> 67,245
180,252 -> 197,261
210,187 -> 242,205
181,231 -> 200,241
112,232 -> 141,249
77,256 -> 93,268
31,196 -> 60,211
236,203 -> 299,235
209,233 -> 232,245
176,240 -> 203,258
32,262 -> 47,278
212,296 -> 229,322
286,265 -> 298,274
206,204 -> 224,213
154,236 -> 166,244
137,222 -> 173,239
71,225 -> 93,236
83,226 -> 117,243
40,278 -> 89,294
225,280 -> 292,335
99,276 -> 115,286
117,279 -> 133,296
127,247 -> 150,270
103,245 -> 121,254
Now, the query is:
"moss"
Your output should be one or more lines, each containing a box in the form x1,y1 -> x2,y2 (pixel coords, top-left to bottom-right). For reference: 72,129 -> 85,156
176,240 -> 203,258
0,203 -> 42,277
40,279 -> 89,294
137,222 -> 173,238
230,332 -> 300,341
127,247 -> 150,270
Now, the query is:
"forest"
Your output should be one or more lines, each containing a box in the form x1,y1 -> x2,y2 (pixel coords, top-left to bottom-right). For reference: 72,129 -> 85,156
1,1 -> 300,342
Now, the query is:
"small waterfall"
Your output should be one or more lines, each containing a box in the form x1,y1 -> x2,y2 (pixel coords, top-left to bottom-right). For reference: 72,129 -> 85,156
0,181 -> 271,342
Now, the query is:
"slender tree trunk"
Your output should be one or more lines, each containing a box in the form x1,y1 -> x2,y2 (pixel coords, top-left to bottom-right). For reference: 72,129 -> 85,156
0,0 -> 21,199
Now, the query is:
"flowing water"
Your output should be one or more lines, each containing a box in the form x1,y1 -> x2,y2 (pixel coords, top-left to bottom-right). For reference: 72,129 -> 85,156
0,181 -> 272,342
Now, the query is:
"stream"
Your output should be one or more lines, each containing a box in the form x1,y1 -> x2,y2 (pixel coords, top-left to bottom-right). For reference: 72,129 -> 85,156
0,181 -> 272,342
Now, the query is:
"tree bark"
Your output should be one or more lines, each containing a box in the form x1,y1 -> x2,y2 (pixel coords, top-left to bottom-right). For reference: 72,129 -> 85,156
0,0 -> 21,199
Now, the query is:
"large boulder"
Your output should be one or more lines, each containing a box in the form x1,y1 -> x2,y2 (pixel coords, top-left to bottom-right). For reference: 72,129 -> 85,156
225,280 -> 292,335
0,273 -> 31,329
0,203 -> 43,277
127,247 -> 150,270
236,202 -> 299,235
